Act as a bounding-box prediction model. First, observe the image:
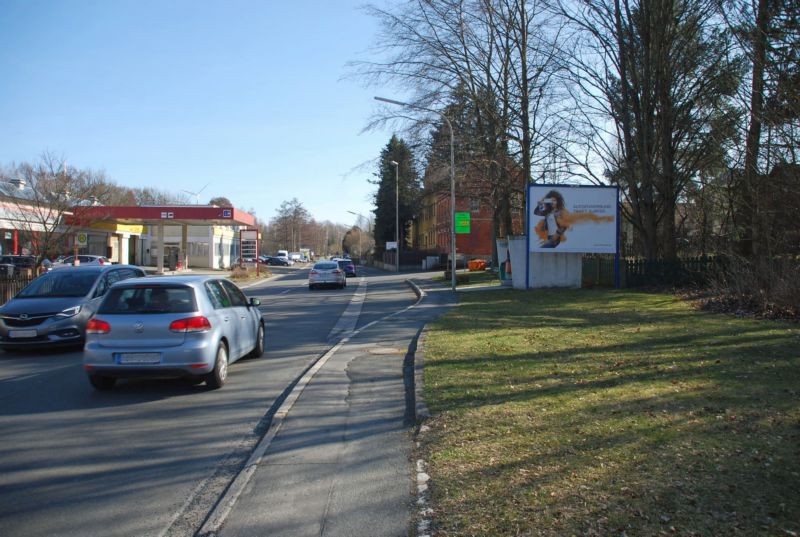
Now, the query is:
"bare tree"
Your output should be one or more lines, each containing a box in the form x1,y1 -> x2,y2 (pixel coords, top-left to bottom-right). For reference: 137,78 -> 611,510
355,0 -> 563,265
0,153 -> 117,265
555,0 -> 741,259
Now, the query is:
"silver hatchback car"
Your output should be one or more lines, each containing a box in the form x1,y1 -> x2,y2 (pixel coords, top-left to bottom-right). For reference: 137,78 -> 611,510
83,275 -> 265,390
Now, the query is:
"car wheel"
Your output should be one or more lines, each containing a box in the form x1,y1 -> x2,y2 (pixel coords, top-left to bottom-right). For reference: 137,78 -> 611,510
309,284 -> 315,290
249,323 -> 265,358
88,374 -> 116,391
205,342 -> 229,389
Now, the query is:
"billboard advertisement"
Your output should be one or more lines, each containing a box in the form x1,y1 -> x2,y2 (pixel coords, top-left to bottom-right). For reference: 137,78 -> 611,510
528,185 -> 618,253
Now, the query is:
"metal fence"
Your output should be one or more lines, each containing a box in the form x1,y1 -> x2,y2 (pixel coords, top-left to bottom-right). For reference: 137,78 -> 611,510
0,274 -> 36,305
582,256 -> 719,288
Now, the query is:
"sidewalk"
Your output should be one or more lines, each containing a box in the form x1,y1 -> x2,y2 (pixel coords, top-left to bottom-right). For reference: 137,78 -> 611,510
206,276 -> 454,537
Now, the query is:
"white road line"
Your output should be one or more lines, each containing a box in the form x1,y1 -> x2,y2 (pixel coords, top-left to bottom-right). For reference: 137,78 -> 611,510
326,277 -> 367,341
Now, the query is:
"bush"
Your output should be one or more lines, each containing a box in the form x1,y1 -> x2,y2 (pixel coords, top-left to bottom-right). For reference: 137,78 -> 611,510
706,254 -> 799,319
229,266 -> 268,281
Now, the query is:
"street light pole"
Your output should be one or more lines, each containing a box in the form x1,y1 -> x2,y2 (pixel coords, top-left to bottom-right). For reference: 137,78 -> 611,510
374,96 -> 456,290
390,160 -> 400,273
347,210 -> 371,265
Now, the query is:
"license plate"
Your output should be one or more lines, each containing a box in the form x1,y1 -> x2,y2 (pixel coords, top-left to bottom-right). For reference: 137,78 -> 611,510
9,329 -> 37,338
118,353 -> 161,364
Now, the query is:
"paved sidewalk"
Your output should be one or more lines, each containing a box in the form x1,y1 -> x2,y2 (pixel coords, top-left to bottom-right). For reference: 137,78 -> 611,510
210,276 -> 454,537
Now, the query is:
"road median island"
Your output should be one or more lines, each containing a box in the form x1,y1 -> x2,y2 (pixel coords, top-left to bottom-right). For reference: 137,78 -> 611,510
420,288 -> 800,536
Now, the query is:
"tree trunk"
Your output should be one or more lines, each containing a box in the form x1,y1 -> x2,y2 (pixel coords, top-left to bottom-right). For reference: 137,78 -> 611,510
741,0 -> 770,257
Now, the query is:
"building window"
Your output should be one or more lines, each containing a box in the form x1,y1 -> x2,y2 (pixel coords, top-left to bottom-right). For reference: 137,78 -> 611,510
189,241 -> 209,257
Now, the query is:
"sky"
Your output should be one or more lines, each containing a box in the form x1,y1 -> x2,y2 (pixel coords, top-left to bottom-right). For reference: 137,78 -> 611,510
0,0 -> 397,227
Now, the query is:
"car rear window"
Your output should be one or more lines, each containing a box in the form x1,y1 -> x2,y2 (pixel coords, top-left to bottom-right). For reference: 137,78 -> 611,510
99,286 -> 197,314
314,262 -> 338,270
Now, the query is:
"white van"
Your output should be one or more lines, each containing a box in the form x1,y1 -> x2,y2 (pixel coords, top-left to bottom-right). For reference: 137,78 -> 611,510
276,249 -> 289,259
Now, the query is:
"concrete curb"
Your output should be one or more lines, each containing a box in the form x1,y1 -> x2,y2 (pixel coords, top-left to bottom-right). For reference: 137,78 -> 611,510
404,278 -> 434,537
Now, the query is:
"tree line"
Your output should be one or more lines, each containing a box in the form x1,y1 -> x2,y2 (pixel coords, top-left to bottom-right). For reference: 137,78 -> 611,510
355,0 -> 798,263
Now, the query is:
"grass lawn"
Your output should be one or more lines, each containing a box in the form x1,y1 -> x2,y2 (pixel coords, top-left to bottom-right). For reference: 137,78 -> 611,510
421,289 -> 800,536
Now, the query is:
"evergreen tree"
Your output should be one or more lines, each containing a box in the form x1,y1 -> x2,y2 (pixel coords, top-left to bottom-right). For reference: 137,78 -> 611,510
371,136 -> 421,249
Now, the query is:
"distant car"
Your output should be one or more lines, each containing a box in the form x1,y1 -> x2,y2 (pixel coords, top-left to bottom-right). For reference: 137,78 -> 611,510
82,275 -> 265,390
308,261 -> 346,290
267,256 -> 290,266
336,259 -> 357,277
0,255 -> 36,276
0,265 -> 146,350
52,255 -> 112,268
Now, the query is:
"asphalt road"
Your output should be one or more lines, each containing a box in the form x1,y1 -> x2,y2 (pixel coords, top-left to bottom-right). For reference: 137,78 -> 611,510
0,265 -> 421,537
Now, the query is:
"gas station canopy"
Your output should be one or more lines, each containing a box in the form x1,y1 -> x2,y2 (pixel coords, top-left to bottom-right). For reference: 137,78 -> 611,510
68,205 -> 257,228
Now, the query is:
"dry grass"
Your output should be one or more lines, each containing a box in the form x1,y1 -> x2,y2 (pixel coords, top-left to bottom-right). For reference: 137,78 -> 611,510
422,289 -> 800,536
228,266 -> 270,282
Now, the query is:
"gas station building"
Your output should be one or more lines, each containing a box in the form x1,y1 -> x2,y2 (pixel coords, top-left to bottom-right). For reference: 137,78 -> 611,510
69,205 -> 257,274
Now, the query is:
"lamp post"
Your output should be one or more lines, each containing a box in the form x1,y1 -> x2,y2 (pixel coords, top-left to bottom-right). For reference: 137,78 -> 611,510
374,96 -> 456,291
389,160 -> 400,273
347,210 -> 371,264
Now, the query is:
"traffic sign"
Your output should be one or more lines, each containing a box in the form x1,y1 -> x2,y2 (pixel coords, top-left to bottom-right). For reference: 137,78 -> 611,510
455,212 -> 471,234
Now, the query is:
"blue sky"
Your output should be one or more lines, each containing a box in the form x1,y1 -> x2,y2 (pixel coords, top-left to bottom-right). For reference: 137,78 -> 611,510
0,0 -> 396,226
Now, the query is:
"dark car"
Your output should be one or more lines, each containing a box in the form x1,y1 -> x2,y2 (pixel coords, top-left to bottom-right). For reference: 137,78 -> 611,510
337,259 -> 357,277
267,256 -> 290,266
0,265 -> 146,350
0,255 -> 37,276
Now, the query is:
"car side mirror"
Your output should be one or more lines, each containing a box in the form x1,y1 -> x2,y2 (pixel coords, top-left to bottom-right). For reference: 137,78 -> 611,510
249,297 -> 261,307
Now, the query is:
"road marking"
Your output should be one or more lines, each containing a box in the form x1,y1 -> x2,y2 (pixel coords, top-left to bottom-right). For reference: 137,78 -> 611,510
326,278 -> 367,342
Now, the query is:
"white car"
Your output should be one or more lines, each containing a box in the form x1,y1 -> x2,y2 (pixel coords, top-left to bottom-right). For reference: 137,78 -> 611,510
308,261 -> 346,290
52,255 -> 112,268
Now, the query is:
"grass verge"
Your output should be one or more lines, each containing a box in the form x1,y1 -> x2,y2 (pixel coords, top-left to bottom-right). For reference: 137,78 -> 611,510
422,289 -> 800,536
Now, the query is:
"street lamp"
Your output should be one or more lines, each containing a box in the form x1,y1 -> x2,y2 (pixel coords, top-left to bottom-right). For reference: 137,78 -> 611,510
389,160 -> 400,273
347,210 -> 364,262
374,96 -> 456,291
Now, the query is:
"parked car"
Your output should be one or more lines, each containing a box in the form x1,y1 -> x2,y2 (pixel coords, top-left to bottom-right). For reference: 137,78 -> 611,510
336,259 -> 357,277
0,265 -> 146,350
51,255 -> 112,268
0,255 -> 36,276
308,261 -> 346,290
82,275 -> 265,390
265,256 -> 288,266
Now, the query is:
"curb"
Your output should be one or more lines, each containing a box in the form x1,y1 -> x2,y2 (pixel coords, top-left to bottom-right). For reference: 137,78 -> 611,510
404,278 -> 434,537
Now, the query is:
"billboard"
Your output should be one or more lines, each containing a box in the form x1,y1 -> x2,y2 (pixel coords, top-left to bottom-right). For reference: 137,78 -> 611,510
528,185 -> 618,253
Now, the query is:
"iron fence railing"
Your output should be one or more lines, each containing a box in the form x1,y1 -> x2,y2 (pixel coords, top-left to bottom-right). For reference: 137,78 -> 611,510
0,274 -> 36,305
582,256 -> 720,288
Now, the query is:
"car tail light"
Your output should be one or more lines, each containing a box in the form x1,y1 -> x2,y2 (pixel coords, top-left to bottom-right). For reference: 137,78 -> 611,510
86,318 -> 111,334
169,316 -> 211,333
333,269 -> 342,274
310,270 -> 318,275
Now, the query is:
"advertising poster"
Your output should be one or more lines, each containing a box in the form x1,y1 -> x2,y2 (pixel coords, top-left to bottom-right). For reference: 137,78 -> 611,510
528,185 -> 618,253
